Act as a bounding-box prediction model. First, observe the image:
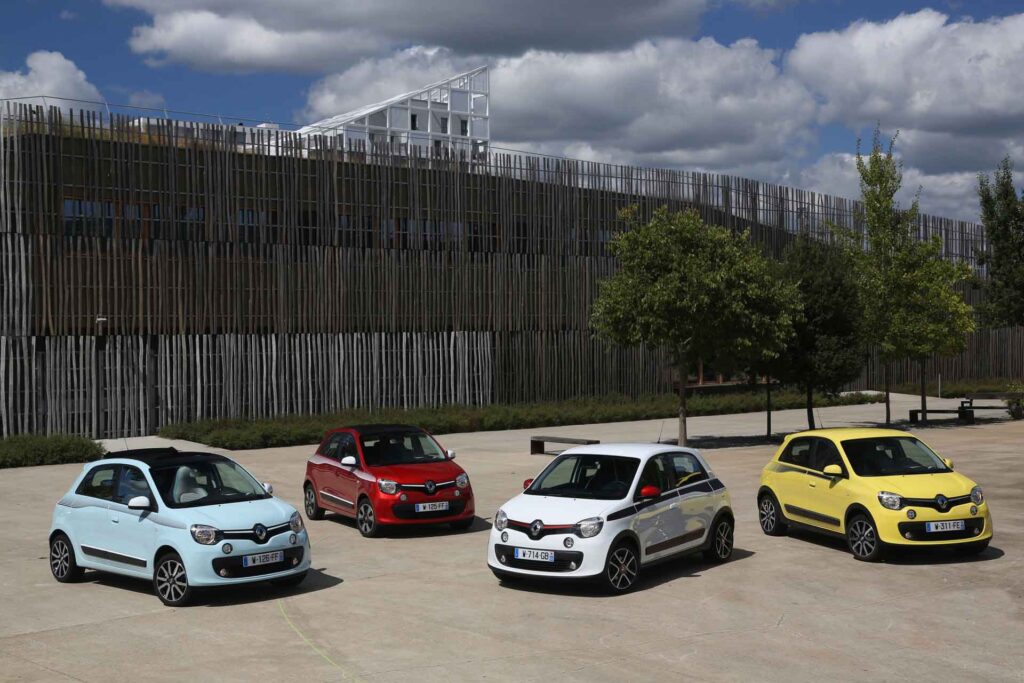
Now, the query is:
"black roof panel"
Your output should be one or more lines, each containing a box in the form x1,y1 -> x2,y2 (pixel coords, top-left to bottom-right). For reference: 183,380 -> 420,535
102,447 -> 228,467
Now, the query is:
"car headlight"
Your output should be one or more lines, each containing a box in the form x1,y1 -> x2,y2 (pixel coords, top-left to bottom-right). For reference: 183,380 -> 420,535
574,517 -> 604,538
289,511 -> 304,532
190,524 -> 222,545
970,486 -> 984,505
877,491 -> 903,510
456,473 -> 469,489
495,508 -> 508,531
378,479 -> 398,495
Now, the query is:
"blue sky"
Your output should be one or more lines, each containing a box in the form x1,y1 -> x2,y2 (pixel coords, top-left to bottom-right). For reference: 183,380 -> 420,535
2,0 -> 1023,219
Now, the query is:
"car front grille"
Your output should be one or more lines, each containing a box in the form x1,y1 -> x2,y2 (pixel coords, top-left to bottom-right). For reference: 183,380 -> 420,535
221,522 -> 291,545
211,547 -> 305,578
897,518 -> 985,541
398,480 -> 456,494
903,495 -> 972,512
493,543 -> 584,573
391,499 -> 467,519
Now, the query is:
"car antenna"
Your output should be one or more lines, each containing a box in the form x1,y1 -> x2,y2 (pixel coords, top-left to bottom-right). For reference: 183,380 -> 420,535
656,420 -> 665,444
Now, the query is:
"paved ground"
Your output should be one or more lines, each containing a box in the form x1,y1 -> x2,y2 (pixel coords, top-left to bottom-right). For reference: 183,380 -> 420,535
1,395 -> 1021,682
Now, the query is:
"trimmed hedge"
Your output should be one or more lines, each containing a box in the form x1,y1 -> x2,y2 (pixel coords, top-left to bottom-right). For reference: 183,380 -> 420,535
891,378 -> 1021,398
0,434 -> 105,469
159,390 -> 882,450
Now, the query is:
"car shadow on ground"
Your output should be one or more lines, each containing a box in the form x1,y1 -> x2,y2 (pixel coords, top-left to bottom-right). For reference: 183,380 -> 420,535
784,527 -> 1004,564
494,547 -> 756,598
85,567 -> 343,607
327,512 -> 492,538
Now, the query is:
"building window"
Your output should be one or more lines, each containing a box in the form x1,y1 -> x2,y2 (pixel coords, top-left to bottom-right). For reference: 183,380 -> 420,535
410,113 -> 418,131
460,119 -> 468,136
440,117 -> 448,134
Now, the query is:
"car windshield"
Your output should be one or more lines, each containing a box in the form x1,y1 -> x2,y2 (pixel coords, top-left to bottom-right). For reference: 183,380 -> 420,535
359,430 -> 447,466
149,459 -> 271,508
841,437 -> 952,477
525,454 -> 640,500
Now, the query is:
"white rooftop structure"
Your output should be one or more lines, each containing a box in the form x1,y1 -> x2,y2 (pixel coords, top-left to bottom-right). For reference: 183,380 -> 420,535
298,66 -> 489,157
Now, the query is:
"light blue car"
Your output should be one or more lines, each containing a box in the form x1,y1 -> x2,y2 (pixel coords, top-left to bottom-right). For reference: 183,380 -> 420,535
48,448 -> 311,606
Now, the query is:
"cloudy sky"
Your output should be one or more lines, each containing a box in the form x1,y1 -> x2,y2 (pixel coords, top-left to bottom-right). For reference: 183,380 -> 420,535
2,0 -> 1023,221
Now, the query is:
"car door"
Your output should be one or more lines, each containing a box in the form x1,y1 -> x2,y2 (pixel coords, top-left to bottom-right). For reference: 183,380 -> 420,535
801,438 -> 851,532
103,465 -> 159,574
71,463 -> 121,569
770,437 -> 816,519
633,456 -> 679,562
318,432 -> 359,514
664,452 -> 715,554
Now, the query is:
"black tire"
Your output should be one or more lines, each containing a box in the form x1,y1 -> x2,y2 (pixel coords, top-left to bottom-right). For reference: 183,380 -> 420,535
758,493 -> 788,536
49,532 -> 84,583
153,551 -> 193,606
953,539 -> 990,557
272,570 -> 308,588
450,517 -> 474,531
356,498 -> 381,538
600,540 -> 641,594
304,484 -> 325,521
703,516 -> 735,563
847,514 -> 885,562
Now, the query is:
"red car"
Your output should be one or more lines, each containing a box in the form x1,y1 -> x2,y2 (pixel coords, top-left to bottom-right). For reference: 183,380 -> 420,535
303,424 -> 475,537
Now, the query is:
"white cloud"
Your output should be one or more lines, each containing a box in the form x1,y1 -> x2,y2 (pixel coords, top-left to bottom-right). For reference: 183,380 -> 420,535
127,89 -> 166,109
304,38 -> 818,171
0,51 -> 102,104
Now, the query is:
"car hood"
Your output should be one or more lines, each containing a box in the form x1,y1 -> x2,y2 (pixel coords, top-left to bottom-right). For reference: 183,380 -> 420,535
499,493 -> 622,525
368,460 -> 465,485
185,496 -> 297,529
867,471 -> 977,498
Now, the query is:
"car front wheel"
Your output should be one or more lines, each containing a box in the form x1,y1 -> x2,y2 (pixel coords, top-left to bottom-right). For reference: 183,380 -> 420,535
154,552 -> 193,606
304,484 -> 325,521
356,499 -> 381,538
49,532 -> 83,583
601,541 -> 641,593
758,493 -> 788,536
847,514 -> 884,562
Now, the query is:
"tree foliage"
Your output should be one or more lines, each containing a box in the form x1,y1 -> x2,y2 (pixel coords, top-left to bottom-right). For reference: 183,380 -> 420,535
977,157 -> 1024,327
591,207 -> 799,444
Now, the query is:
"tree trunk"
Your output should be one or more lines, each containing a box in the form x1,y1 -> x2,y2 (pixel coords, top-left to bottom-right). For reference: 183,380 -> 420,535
766,376 -> 772,439
677,363 -> 688,447
805,383 -> 816,430
920,359 -> 928,423
884,362 -> 892,426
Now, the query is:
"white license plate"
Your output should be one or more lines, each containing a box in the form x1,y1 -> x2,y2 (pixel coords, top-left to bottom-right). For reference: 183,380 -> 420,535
415,501 -> 449,513
514,548 -> 555,562
925,520 -> 966,533
242,550 -> 284,567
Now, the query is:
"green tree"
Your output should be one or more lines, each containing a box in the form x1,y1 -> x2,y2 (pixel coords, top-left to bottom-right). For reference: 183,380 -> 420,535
772,233 -> 866,429
857,127 -> 975,422
591,207 -> 799,445
977,157 -> 1024,327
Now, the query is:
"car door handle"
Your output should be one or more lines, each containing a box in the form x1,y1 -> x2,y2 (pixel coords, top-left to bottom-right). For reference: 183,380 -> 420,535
668,503 -> 679,509
808,482 -> 817,488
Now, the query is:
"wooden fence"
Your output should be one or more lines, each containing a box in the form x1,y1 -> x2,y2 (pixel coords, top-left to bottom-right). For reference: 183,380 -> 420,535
0,103 -> 1000,437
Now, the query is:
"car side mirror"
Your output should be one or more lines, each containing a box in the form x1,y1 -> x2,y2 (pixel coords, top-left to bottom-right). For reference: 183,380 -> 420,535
944,458 -> 954,470
262,482 -> 273,494
639,485 -> 661,499
823,464 -> 843,478
340,455 -> 358,467
447,449 -> 456,460
127,495 -> 151,511
523,478 -> 534,490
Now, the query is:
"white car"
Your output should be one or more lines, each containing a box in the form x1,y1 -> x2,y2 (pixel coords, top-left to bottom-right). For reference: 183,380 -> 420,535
488,443 -> 733,592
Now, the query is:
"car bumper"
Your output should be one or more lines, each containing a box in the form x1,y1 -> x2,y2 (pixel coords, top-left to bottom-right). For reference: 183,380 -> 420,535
185,529 -> 312,586
486,526 -> 606,579
375,490 -> 475,525
875,503 -> 993,546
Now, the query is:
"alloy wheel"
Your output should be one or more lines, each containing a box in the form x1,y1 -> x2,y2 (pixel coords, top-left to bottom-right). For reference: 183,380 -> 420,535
848,519 -> 877,558
357,502 -> 375,535
759,498 -> 776,532
156,559 -> 188,604
607,547 -> 638,591
50,538 -> 70,579
304,487 -> 316,517
714,521 -> 733,559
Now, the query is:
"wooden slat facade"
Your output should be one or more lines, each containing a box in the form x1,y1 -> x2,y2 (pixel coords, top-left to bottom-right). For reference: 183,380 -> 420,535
0,103 -> 999,437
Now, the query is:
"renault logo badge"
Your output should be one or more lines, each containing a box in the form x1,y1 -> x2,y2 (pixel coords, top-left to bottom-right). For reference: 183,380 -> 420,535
936,495 -> 948,511
424,480 -> 436,495
254,523 -> 267,541
530,520 -> 544,538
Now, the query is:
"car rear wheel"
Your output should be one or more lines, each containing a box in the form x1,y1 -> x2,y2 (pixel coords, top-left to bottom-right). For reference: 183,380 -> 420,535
49,533 -> 83,583
703,516 -> 734,563
758,493 -> 788,536
304,484 -> 325,521
154,552 -> 193,606
600,541 -> 640,593
847,514 -> 884,562
356,498 -> 381,538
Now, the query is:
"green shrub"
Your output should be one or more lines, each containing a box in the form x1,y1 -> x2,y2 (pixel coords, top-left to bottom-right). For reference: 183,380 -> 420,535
159,390 -> 882,450
0,434 -> 105,469
890,378 -> 1017,398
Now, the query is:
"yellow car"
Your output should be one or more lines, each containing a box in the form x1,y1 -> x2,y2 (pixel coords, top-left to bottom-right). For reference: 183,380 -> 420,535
757,428 -> 992,561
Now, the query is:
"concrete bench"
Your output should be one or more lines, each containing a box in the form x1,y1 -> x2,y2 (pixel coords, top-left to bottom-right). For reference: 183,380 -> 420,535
530,435 -> 599,455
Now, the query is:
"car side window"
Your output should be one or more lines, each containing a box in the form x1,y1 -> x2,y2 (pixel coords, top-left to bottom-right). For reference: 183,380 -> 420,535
320,433 -> 343,459
76,464 -> 119,501
637,457 -> 672,494
337,433 -> 358,461
812,439 -> 843,472
665,452 -> 708,489
114,466 -> 155,506
779,438 -> 813,469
